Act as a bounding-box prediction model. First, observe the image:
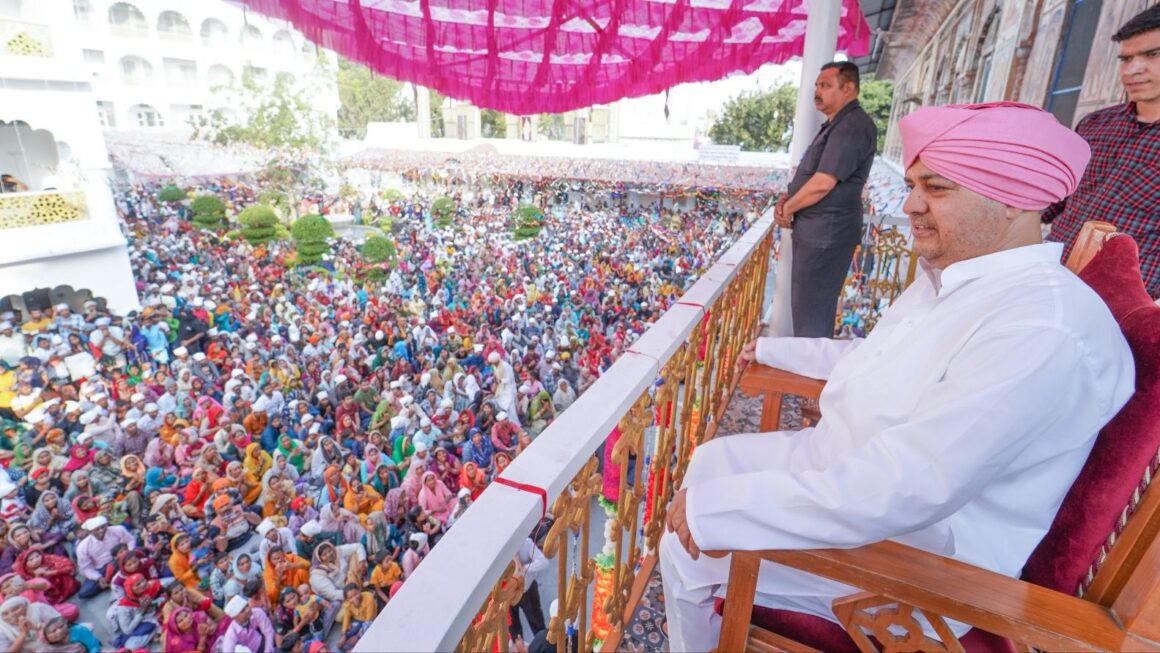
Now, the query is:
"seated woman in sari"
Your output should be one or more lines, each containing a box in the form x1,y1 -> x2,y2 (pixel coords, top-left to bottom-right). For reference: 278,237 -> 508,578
526,389 -> 555,435
0,596 -> 63,653
368,463 -> 398,497
27,491 -> 77,547
276,434 -> 308,476
157,414 -> 185,447
357,445 -> 390,484
167,533 -> 200,590
162,606 -> 225,653
158,581 -> 222,629
32,616 -> 89,653
224,460 -> 262,505
12,549 -> 79,607
106,573 -> 161,650
428,447 -> 461,492
342,480 -> 384,525
460,428 -> 493,473
318,502 -> 366,545
399,460 -> 427,508
418,471 -> 457,525
143,467 -> 177,496
262,546 -> 310,604
242,443 -> 272,481
459,461 -> 487,501
143,436 -> 175,471
119,454 -> 146,495
0,573 -> 77,623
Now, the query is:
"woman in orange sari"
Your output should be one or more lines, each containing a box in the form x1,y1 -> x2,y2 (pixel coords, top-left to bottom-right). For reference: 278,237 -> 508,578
224,461 -> 261,505
261,546 -> 310,604
342,480 -> 384,525
168,533 -> 199,589
458,461 -> 487,501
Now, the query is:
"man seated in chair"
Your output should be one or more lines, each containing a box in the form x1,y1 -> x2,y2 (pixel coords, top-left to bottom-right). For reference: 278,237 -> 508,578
660,102 -> 1137,652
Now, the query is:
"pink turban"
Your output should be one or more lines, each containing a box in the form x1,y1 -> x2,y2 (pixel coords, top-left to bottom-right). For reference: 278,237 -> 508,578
900,101 -> 1090,210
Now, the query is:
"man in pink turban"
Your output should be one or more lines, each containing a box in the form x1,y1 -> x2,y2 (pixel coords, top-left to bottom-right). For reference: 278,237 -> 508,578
658,102 -> 1134,653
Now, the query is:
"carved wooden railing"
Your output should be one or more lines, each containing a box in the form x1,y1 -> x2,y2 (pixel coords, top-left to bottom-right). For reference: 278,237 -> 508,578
356,213 -> 775,653
0,191 -> 88,230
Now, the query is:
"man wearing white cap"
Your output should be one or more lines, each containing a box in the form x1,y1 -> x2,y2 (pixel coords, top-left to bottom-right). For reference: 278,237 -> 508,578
76,515 -> 136,597
221,595 -> 276,653
124,393 -> 147,422
488,351 -> 521,426
412,417 -> 442,451
89,317 -> 128,367
0,320 -> 26,368
256,517 -> 297,564
137,402 -> 162,434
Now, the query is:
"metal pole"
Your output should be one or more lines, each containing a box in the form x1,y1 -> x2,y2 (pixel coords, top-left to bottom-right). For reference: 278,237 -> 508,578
769,0 -> 842,337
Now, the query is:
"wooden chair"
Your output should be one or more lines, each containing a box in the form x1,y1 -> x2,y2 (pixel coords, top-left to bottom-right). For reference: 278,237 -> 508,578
715,222 -> 1160,652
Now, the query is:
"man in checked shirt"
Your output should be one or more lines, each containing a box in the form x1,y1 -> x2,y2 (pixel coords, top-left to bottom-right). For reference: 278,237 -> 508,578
1044,4 -> 1160,300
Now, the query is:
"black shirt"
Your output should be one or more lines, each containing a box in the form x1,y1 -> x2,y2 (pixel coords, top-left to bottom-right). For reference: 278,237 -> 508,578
786,100 -> 877,247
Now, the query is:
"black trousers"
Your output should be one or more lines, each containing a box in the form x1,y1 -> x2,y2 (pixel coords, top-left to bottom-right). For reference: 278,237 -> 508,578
508,579 -> 546,640
791,239 -> 858,338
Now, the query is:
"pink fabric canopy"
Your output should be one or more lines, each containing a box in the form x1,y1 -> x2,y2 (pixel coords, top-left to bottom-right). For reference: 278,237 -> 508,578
239,0 -> 871,114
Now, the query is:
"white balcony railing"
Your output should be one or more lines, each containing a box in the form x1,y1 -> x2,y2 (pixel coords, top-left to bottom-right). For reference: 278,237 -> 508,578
0,17 -> 53,58
0,191 -> 88,230
356,213 -> 776,652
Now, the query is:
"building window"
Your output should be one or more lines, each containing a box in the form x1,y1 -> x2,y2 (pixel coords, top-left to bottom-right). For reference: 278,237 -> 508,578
163,58 -> 198,86
83,49 -> 104,64
240,24 -> 262,46
107,2 -> 147,32
974,55 -> 993,102
200,18 -> 228,45
73,0 -> 93,24
119,55 -> 154,84
1046,0 -> 1104,127
96,101 -> 116,127
157,10 -> 191,39
131,104 -> 164,128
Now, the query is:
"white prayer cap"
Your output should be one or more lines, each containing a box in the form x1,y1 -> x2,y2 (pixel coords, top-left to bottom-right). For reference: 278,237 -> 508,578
414,441 -> 428,453
488,352 -> 501,363
192,352 -> 206,361
518,385 -> 530,395
316,391 -> 328,401
246,334 -> 259,343
420,373 -> 431,385
130,393 -> 145,403
375,330 -> 385,340
410,532 -> 428,547
0,322 -> 11,331
300,414 -> 315,424
400,396 -> 413,407
389,381 -> 401,389
457,487 -> 471,499
334,374 -> 347,384
204,302 -> 216,311
287,400 -> 299,411
496,411 -> 508,421
54,302 -> 68,311
145,403 -> 158,412
256,519 -> 275,536
192,298 -> 203,307
95,317 -> 112,326
546,351 -> 556,359
79,410 -> 99,425
0,482 -> 16,498
78,431 -> 93,444
440,398 -> 452,409
309,423 -> 320,434
389,415 -> 408,430
473,344 -> 484,353
82,516 -> 108,530
64,400 -> 81,413
231,370 -> 244,378
173,347 -> 188,357
448,326 -> 456,334
252,396 -> 269,412
24,410 -> 46,425
420,418 -> 432,428
300,520 -> 322,537
120,418 -> 137,429
91,392 -> 107,401
224,596 -> 249,618
207,328 -> 219,337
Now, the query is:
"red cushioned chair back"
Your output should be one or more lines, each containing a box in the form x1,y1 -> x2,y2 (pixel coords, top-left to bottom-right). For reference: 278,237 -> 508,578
1022,235 -> 1160,598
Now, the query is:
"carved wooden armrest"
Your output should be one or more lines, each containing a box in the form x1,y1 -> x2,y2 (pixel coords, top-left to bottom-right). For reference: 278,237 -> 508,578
714,540 -> 1160,653
738,364 -> 827,432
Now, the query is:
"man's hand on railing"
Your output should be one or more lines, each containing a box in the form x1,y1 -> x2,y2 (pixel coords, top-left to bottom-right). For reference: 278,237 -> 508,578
737,338 -> 758,373
666,488 -> 701,560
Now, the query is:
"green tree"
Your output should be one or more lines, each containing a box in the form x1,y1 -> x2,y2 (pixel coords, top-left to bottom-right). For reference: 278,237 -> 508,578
709,84 -> 798,152
426,88 -> 446,138
158,185 -> 187,202
190,70 -> 334,150
189,194 -> 225,230
512,204 -> 544,240
290,214 -> 334,265
360,234 -> 397,280
858,76 -> 894,153
481,109 -> 507,138
238,204 -> 280,245
536,113 -> 565,140
336,57 -> 413,139
431,197 -> 456,228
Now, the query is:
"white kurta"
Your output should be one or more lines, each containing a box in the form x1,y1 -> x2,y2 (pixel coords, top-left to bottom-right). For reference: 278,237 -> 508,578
661,243 -> 1135,652
493,359 -> 521,426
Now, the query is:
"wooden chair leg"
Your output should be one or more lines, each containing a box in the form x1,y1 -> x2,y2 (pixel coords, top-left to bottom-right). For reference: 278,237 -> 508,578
759,391 -> 783,432
717,552 -> 761,653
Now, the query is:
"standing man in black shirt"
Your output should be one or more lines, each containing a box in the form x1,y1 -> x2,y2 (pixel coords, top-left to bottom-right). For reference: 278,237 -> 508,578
777,61 -> 877,337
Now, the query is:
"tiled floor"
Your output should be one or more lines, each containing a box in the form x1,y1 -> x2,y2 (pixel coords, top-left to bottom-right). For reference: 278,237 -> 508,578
619,389 -> 803,652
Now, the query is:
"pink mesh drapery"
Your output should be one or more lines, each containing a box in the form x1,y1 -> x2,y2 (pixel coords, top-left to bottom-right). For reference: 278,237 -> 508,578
238,0 -> 870,114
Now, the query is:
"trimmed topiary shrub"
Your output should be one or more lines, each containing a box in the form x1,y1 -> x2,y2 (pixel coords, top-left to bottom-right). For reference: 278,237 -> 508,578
431,197 -> 456,228
513,203 -> 544,240
360,234 -> 396,281
290,214 -> 334,265
189,194 -> 226,230
382,188 -> 404,202
158,185 -> 187,202
238,204 -> 280,245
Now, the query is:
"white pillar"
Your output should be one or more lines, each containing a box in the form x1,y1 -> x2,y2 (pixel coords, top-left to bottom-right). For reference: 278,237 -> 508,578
769,0 -> 842,337
416,84 -> 432,139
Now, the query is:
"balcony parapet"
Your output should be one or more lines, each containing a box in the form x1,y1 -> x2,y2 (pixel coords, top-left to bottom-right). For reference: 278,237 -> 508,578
0,191 -> 88,230
0,18 -> 52,58
356,212 -> 776,652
